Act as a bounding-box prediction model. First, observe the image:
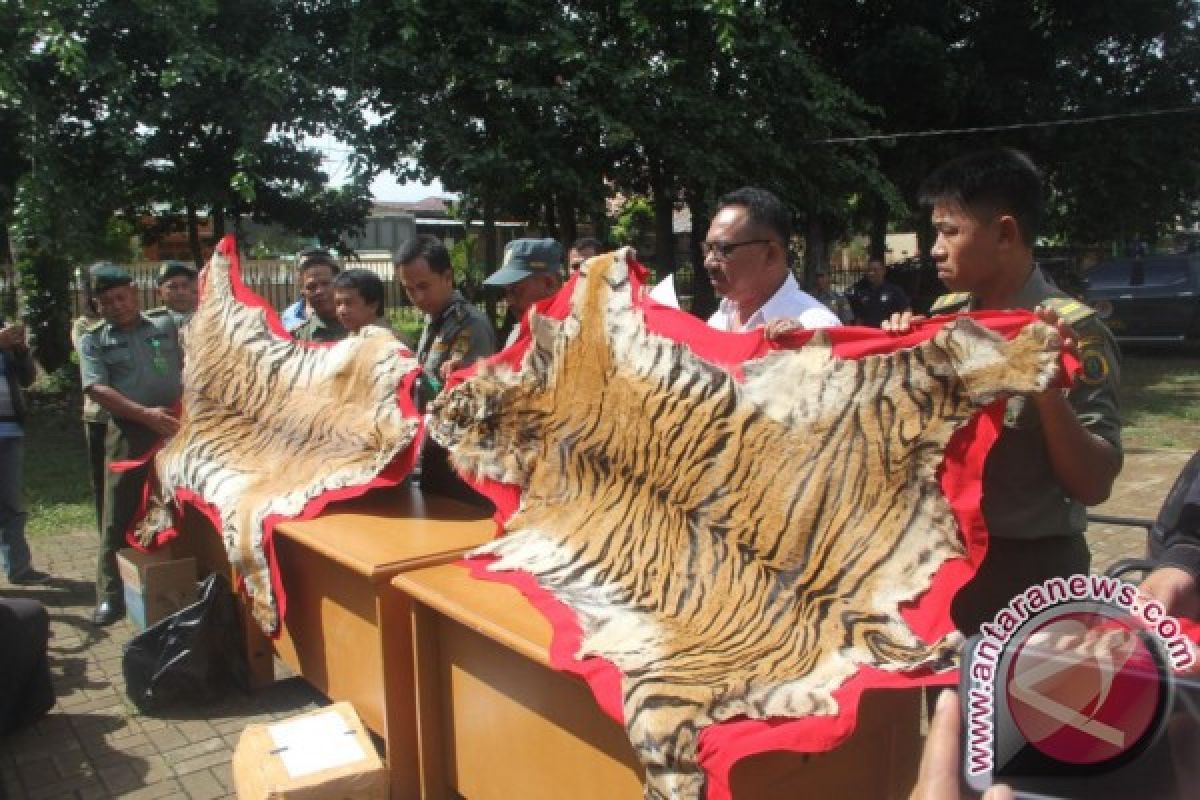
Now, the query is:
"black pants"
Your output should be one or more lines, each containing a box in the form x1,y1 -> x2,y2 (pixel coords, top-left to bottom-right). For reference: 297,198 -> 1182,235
96,421 -> 158,604
951,535 -> 1091,633
0,597 -> 54,734
84,420 -> 108,533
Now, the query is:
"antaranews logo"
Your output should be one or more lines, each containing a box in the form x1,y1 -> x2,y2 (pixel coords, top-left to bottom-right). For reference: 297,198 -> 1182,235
965,574 -> 1196,782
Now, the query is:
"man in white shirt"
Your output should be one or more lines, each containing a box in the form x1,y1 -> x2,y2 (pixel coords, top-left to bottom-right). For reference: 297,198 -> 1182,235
703,187 -> 840,332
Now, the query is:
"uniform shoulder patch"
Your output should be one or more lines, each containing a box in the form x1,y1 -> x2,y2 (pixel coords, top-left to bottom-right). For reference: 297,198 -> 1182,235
929,292 -> 972,314
1077,344 -> 1111,386
1042,296 -> 1095,325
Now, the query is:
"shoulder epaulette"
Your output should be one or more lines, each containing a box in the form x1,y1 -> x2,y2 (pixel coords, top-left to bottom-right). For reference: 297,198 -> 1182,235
84,319 -> 107,334
1041,296 -> 1095,325
144,306 -> 170,317
929,292 -> 972,314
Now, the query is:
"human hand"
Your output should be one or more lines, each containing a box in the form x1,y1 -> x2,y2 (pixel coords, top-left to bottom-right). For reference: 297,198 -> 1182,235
764,318 -> 802,341
882,311 -> 927,334
1140,566 -> 1200,621
143,407 -> 180,438
1033,305 -> 1077,360
438,357 -> 464,382
910,689 -> 1014,800
0,322 -> 27,350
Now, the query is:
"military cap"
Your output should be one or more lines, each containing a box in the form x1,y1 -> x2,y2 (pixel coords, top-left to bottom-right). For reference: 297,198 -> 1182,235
484,238 -> 563,287
156,260 -> 197,285
89,263 -> 133,294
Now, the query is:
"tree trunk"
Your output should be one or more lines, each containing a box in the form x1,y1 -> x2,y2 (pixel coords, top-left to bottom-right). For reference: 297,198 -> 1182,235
558,194 -> 577,252
483,197 -> 499,328
186,201 -> 203,266
804,216 -> 828,283
650,166 -> 676,278
869,197 -> 888,261
543,198 -> 558,241
686,189 -> 715,319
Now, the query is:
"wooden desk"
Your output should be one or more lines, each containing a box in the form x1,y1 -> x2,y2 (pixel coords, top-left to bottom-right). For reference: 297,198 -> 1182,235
174,485 -> 496,800
394,563 -> 924,800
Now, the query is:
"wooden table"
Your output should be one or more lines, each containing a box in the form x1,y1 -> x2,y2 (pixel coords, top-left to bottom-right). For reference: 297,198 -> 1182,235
174,484 -> 496,800
393,563 -> 924,800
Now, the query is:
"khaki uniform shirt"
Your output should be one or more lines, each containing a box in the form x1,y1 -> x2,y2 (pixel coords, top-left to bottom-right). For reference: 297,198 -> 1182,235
930,267 -> 1122,541
291,313 -> 348,343
416,291 -> 497,395
78,310 -> 183,410
72,316 -> 112,424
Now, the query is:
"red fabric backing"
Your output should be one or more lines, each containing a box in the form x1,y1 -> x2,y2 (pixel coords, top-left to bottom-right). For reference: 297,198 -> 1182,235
131,235 -> 422,636
451,254 -> 1082,798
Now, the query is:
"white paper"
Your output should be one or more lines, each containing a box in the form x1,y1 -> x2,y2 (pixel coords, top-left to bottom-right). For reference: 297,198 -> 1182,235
267,710 -> 367,779
648,274 -> 680,309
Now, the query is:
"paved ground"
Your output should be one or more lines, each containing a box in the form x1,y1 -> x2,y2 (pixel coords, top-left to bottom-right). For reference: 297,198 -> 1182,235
1,448 -> 1193,799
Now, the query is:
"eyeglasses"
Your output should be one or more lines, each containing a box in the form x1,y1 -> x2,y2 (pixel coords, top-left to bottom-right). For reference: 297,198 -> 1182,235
701,239 -> 773,261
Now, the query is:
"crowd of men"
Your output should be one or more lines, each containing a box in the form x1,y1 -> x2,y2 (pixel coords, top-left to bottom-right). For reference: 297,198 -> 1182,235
2,149 -> 1197,775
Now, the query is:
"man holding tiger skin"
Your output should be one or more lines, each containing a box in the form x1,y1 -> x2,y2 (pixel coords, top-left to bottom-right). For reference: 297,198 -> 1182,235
883,148 -> 1123,633
78,264 -> 184,626
704,186 -> 841,333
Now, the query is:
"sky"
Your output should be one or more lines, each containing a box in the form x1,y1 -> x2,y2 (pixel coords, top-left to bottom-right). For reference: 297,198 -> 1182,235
310,134 -> 453,203
369,170 -> 449,203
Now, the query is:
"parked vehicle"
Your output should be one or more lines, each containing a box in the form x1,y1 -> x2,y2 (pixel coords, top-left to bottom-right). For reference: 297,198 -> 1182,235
1084,255 -> 1200,343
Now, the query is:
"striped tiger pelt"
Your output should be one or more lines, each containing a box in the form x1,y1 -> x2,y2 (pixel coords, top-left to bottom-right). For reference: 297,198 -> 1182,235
133,239 -> 421,633
429,248 -> 1061,799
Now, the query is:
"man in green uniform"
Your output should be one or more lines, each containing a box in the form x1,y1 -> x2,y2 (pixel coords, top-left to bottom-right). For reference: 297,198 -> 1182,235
291,250 -> 348,343
396,234 -> 497,400
483,238 -> 564,348
78,265 -> 183,626
396,234 -> 496,503
155,261 -> 198,328
885,148 -> 1122,633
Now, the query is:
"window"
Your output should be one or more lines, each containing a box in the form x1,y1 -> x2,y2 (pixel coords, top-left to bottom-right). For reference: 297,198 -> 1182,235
1086,261 -> 1132,290
1141,259 -> 1189,288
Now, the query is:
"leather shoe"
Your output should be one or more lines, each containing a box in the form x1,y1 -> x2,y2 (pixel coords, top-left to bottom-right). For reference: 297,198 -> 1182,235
92,599 -> 125,627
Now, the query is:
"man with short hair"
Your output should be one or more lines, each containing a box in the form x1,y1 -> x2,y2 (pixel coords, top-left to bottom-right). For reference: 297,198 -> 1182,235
1,313 -> 48,586
290,249 -> 347,343
885,148 -> 1122,633
568,237 -> 602,272
703,187 -> 840,332
396,234 -> 496,505
78,264 -> 183,625
396,234 -> 496,391
155,261 -> 198,327
484,238 -> 563,347
846,258 -> 910,327
810,270 -> 853,324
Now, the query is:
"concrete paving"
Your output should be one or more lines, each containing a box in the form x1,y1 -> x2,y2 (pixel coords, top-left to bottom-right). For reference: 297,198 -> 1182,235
0,448 -> 1192,799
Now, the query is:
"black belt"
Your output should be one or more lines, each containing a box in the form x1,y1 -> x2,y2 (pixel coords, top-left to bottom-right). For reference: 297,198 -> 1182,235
0,415 -> 18,423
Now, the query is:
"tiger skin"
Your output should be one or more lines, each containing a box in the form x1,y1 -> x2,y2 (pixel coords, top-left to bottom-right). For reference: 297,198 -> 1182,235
133,241 -> 421,633
430,248 -> 1062,799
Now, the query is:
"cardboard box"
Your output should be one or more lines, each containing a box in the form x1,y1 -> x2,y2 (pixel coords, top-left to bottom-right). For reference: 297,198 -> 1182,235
233,701 -> 388,800
116,548 -> 197,630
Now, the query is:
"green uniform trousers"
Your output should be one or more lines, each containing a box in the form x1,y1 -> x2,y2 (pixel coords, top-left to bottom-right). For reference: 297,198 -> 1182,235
950,535 -> 1091,634
96,420 -> 158,604
84,421 -> 108,533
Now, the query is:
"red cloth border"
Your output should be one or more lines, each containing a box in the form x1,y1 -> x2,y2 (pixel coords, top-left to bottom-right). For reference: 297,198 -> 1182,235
128,235 -> 423,637
451,254 -> 1080,797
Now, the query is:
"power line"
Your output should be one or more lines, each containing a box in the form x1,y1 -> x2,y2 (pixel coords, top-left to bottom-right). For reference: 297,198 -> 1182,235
815,104 -> 1200,144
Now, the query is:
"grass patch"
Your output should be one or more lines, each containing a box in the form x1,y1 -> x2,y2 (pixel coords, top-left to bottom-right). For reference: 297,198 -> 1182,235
22,380 -> 95,539
1117,347 -> 1200,451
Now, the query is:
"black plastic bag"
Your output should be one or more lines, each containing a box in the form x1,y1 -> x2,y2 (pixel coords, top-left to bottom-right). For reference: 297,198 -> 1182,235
122,572 -> 249,713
